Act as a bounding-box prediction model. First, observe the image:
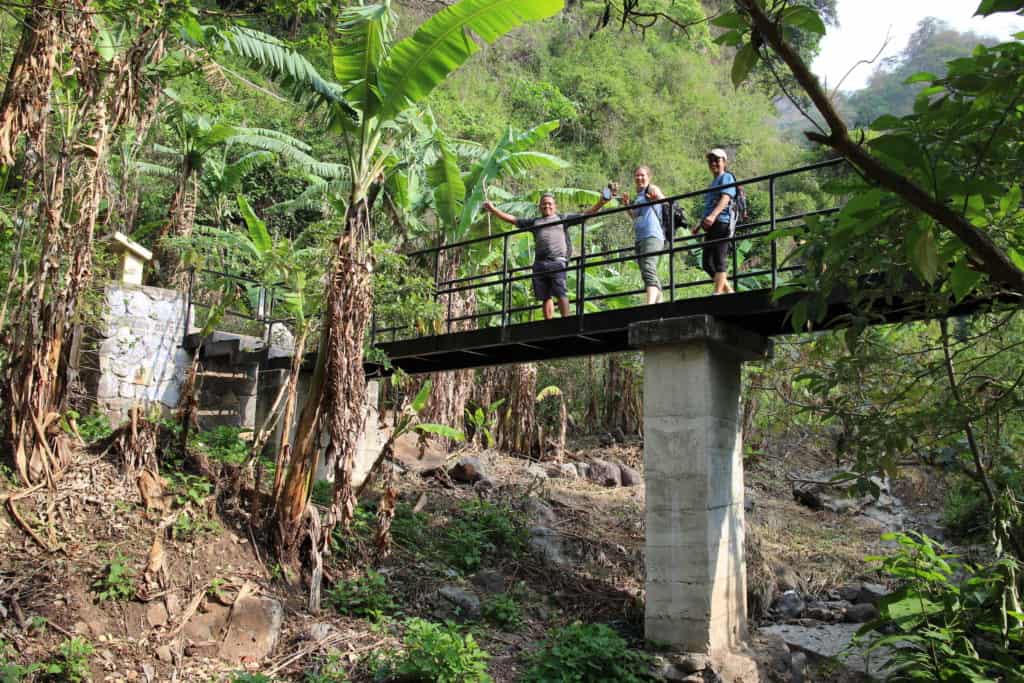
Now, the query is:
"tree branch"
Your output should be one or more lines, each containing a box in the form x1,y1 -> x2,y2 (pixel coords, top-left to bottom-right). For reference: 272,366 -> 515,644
736,0 -> 1024,295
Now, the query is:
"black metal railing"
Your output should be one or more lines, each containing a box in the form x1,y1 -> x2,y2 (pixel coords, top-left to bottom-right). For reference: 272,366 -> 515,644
371,157 -> 846,344
184,267 -> 294,347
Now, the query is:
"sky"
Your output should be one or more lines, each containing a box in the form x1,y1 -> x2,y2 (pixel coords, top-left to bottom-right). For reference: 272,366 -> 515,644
812,0 -> 1023,92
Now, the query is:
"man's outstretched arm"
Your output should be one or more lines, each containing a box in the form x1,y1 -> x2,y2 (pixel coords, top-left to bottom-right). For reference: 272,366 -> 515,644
483,201 -> 518,225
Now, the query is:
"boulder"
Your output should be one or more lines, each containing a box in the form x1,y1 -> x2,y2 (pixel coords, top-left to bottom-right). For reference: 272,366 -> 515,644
523,498 -> 557,526
218,595 -> 284,664
843,603 -> 879,623
587,459 -> 621,487
771,590 -> 805,620
855,582 -> 888,606
529,526 -> 568,566
471,570 -> 506,595
774,564 -> 801,592
617,463 -> 642,487
449,457 -> 488,484
556,463 -> 579,479
438,586 -> 481,621
526,464 -> 549,480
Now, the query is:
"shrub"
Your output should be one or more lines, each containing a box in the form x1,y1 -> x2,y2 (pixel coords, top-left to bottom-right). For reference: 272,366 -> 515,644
853,531 -> 1024,682
482,593 -> 522,630
521,623 -> 655,683
441,500 -> 527,573
1,638 -> 42,682
193,425 -> 249,465
304,651 -> 349,682
43,638 -> 94,682
91,552 -> 135,602
63,409 -> 112,443
372,618 -> 491,683
324,570 -> 396,621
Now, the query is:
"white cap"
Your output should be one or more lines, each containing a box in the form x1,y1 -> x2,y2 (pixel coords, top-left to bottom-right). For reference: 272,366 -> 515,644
707,148 -> 728,160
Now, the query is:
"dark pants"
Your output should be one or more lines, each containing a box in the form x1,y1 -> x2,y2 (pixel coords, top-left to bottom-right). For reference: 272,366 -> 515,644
532,259 -> 568,301
702,221 -> 731,277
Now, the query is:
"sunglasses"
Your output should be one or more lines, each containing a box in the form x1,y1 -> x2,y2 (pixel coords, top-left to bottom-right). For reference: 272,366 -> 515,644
706,156 -> 724,163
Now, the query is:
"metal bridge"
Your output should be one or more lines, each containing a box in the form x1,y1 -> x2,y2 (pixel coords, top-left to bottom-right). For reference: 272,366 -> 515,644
185,158 -> 999,374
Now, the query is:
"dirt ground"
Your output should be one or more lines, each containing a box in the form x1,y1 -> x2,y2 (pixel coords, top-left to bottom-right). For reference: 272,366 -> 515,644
0,432 -> 940,682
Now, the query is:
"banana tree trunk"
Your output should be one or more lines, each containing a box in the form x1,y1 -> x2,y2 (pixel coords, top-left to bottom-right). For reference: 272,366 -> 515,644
605,354 -> 641,438
472,363 -> 537,457
419,252 -> 475,446
153,162 -> 198,287
273,202 -> 372,569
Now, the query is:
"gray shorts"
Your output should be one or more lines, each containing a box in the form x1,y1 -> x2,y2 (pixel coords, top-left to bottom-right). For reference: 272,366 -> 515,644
635,237 -> 663,289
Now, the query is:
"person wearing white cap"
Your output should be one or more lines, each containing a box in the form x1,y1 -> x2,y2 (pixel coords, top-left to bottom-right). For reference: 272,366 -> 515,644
692,148 -> 736,294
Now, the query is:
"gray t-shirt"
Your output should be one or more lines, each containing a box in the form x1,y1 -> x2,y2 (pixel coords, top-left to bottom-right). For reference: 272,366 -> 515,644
516,213 -> 580,262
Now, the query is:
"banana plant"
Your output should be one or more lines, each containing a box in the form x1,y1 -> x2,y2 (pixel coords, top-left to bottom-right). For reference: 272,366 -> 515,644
215,0 -> 566,559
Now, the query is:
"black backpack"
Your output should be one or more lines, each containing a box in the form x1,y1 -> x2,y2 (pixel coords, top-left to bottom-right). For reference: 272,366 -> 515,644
662,201 -> 687,232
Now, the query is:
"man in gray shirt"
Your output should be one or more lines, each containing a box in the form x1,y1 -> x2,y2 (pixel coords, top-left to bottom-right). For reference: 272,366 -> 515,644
484,192 -> 609,320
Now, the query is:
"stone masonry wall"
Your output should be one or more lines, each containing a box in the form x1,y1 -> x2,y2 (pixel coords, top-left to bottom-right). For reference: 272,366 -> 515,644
94,284 -> 191,425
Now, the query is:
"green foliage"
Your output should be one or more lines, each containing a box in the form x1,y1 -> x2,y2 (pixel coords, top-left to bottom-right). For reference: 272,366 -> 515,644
371,618 -> 491,683
172,510 -> 221,540
464,399 -> 505,448
91,552 -> 135,602
853,532 -> 1024,681
63,409 -> 113,443
0,638 -> 42,683
169,471 -> 214,507
482,592 -> 522,630
522,623 -> 655,683
193,425 -> 249,465
230,674 -> 274,683
325,570 -> 397,621
42,638 -> 94,683
304,651 -> 350,683
441,500 -> 527,573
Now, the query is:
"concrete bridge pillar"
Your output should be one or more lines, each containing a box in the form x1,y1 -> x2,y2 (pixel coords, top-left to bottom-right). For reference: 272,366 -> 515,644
629,315 -> 771,657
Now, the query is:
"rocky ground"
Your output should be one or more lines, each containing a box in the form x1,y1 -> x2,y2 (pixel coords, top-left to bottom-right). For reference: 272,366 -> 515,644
0,431 -> 954,682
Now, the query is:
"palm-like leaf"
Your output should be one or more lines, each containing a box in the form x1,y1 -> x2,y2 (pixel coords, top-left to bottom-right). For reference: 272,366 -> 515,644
134,160 -> 178,179
226,133 -> 346,178
221,150 -> 276,191
377,0 -> 563,119
428,134 -> 465,230
332,3 -> 393,119
223,26 -> 357,125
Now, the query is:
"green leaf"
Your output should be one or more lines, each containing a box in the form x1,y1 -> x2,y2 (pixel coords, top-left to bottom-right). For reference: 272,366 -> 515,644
731,42 -> 759,88
869,114 -> 904,131
411,380 -> 432,413
999,184 -> 1021,217
906,225 -> 939,283
378,0 -> 564,119
975,0 -> 1024,17
905,71 -> 938,84
949,259 -> 983,302
332,3 -> 392,119
237,195 -> 272,257
428,134 -> 465,230
416,423 -> 466,441
1010,248 -> 1024,271
780,6 -> 827,35
710,12 -> 747,29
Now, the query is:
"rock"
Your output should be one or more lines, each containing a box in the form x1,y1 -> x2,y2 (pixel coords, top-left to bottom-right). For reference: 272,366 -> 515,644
526,464 -> 549,480
598,432 -> 614,447
155,645 -> 173,663
835,584 -> 861,603
586,459 -> 621,487
771,590 -> 805,619
774,564 -> 800,592
803,607 -> 834,622
576,463 -> 590,478
307,622 -> 334,641
744,489 -> 756,512
524,498 -> 557,526
449,457 -> 487,484
762,623 -> 893,679
146,602 -> 169,628
218,595 -> 283,664
474,477 -> 495,493
618,463 -> 642,487
856,582 -> 888,606
790,651 -> 807,683
843,602 -> 879,623
471,570 -> 506,595
438,586 -> 481,620
556,463 -> 579,479
671,653 -> 710,674
529,526 -> 568,565
611,427 -> 627,443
